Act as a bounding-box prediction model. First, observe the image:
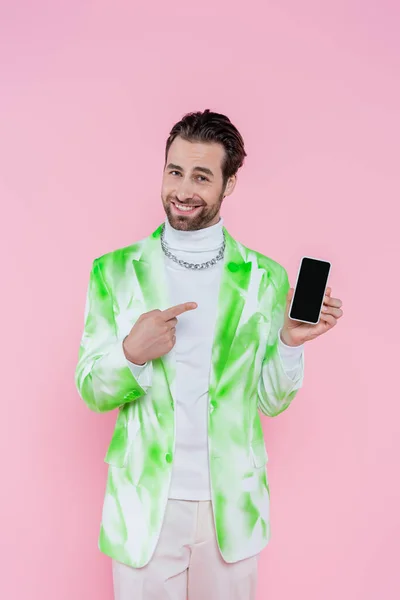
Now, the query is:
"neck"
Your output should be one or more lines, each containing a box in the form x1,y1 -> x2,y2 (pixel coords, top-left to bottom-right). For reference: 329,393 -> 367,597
163,217 -> 224,252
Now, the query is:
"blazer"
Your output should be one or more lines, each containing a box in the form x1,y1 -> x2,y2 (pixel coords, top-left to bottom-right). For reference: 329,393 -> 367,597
75,223 -> 304,568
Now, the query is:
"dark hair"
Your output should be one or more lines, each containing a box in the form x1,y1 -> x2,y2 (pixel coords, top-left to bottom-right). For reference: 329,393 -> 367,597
165,109 -> 247,184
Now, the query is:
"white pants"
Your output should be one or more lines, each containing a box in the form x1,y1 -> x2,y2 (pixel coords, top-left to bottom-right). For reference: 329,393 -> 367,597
112,499 -> 258,600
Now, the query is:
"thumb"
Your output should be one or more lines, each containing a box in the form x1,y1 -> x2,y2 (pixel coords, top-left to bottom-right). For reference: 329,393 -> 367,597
286,287 -> 295,304
285,288 -> 297,328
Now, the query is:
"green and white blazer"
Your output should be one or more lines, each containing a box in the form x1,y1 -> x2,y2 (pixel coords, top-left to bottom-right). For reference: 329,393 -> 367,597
75,224 -> 304,568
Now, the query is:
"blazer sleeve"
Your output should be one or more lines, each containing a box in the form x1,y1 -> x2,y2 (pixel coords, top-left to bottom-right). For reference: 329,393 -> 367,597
257,265 -> 305,417
75,258 -> 147,413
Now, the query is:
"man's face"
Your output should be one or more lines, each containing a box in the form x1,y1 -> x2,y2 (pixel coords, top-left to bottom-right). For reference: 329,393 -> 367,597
161,137 -> 235,231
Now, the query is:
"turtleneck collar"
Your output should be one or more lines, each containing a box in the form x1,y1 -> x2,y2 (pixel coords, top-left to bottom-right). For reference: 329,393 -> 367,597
163,217 -> 224,253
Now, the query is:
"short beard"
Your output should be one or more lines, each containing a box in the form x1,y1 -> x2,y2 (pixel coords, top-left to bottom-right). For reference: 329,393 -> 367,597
163,191 -> 225,231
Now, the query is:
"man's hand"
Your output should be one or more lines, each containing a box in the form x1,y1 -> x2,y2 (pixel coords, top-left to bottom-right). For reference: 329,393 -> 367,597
280,287 -> 343,347
123,302 -> 198,365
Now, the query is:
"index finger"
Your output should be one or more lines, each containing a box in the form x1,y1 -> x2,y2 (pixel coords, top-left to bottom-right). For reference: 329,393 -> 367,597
162,302 -> 198,320
324,296 -> 342,308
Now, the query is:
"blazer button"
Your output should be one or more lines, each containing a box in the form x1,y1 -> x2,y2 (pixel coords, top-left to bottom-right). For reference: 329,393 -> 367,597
165,453 -> 172,463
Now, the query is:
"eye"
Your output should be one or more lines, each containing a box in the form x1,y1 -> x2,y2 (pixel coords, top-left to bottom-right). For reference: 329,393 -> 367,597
196,175 -> 209,182
170,170 -> 181,176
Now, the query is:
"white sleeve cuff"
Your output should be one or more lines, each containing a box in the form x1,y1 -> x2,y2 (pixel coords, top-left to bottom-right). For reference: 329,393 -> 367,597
126,359 -> 153,390
277,327 -> 304,375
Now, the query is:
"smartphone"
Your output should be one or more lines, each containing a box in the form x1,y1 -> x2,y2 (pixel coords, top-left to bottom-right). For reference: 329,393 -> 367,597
289,256 -> 331,325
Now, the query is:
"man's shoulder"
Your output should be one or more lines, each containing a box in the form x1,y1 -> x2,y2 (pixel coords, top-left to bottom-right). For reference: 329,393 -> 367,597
235,236 -> 288,281
93,228 -> 157,269
95,240 -> 143,265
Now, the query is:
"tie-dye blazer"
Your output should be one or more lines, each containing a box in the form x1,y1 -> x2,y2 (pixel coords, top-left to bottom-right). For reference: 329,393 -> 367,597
75,224 -> 304,568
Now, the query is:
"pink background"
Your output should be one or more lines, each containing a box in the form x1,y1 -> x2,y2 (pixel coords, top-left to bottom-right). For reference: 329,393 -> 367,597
1,1 -> 399,598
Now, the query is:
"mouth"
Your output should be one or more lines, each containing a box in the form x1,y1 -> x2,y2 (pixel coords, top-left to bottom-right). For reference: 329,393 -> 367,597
170,200 -> 204,216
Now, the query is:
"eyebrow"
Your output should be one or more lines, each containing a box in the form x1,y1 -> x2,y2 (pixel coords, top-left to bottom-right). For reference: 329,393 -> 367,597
166,163 -> 214,178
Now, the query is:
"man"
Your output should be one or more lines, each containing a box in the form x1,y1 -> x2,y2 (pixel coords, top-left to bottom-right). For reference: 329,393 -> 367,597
75,110 -> 343,599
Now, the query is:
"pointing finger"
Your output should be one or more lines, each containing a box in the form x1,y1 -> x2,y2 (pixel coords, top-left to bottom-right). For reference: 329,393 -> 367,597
162,302 -> 198,321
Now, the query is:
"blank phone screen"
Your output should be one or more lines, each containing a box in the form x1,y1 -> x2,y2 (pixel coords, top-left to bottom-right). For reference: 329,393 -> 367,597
289,258 -> 331,324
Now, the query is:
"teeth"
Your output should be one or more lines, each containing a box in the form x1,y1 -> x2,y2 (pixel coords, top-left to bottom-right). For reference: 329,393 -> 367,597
174,202 -> 198,212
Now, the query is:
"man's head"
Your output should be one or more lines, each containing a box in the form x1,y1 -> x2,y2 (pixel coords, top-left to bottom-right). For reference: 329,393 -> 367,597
161,110 -> 247,231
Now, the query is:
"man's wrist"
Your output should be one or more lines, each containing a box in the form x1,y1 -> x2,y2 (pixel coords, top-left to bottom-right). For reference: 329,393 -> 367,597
123,337 -> 146,366
279,328 -> 304,348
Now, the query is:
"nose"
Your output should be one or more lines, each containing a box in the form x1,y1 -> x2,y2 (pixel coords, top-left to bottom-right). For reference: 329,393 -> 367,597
175,178 -> 195,202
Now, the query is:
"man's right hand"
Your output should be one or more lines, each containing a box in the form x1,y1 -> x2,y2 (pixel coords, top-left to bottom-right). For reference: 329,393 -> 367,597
122,302 -> 198,365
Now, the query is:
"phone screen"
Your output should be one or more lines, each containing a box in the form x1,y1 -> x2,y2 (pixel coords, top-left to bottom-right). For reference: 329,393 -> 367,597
289,257 -> 331,324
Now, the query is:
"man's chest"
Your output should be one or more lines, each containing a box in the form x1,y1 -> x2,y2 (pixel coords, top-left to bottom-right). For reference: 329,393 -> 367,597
166,265 -> 222,360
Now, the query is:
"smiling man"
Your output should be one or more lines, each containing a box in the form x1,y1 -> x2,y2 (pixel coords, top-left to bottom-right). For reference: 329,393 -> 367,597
75,110 -> 343,600
162,139 -> 230,229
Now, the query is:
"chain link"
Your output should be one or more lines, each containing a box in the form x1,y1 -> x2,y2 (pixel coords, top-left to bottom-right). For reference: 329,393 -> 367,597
160,224 -> 225,270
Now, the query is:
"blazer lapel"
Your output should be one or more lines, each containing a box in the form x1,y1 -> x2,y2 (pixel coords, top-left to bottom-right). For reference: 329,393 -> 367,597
132,224 -> 252,404
132,225 -> 176,403
209,228 -> 252,396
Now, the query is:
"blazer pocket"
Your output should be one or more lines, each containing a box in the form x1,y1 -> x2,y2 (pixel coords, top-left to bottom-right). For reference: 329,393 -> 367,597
104,419 -> 139,468
251,439 -> 268,469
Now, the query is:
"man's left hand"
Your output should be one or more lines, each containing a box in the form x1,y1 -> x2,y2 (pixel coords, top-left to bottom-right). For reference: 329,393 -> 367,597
280,287 -> 343,347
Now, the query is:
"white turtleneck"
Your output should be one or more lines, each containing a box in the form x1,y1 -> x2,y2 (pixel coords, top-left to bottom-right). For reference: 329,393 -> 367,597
127,217 -> 303,500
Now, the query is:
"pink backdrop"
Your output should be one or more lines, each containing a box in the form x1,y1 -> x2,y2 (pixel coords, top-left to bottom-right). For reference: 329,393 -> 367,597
1,1 -> 399,598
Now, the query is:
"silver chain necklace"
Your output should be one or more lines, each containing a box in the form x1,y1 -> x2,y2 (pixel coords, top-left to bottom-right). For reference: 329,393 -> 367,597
160,223 -> 225,270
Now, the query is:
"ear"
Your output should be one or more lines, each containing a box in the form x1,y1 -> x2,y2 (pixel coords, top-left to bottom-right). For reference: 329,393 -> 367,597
223,175 -> 237,198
